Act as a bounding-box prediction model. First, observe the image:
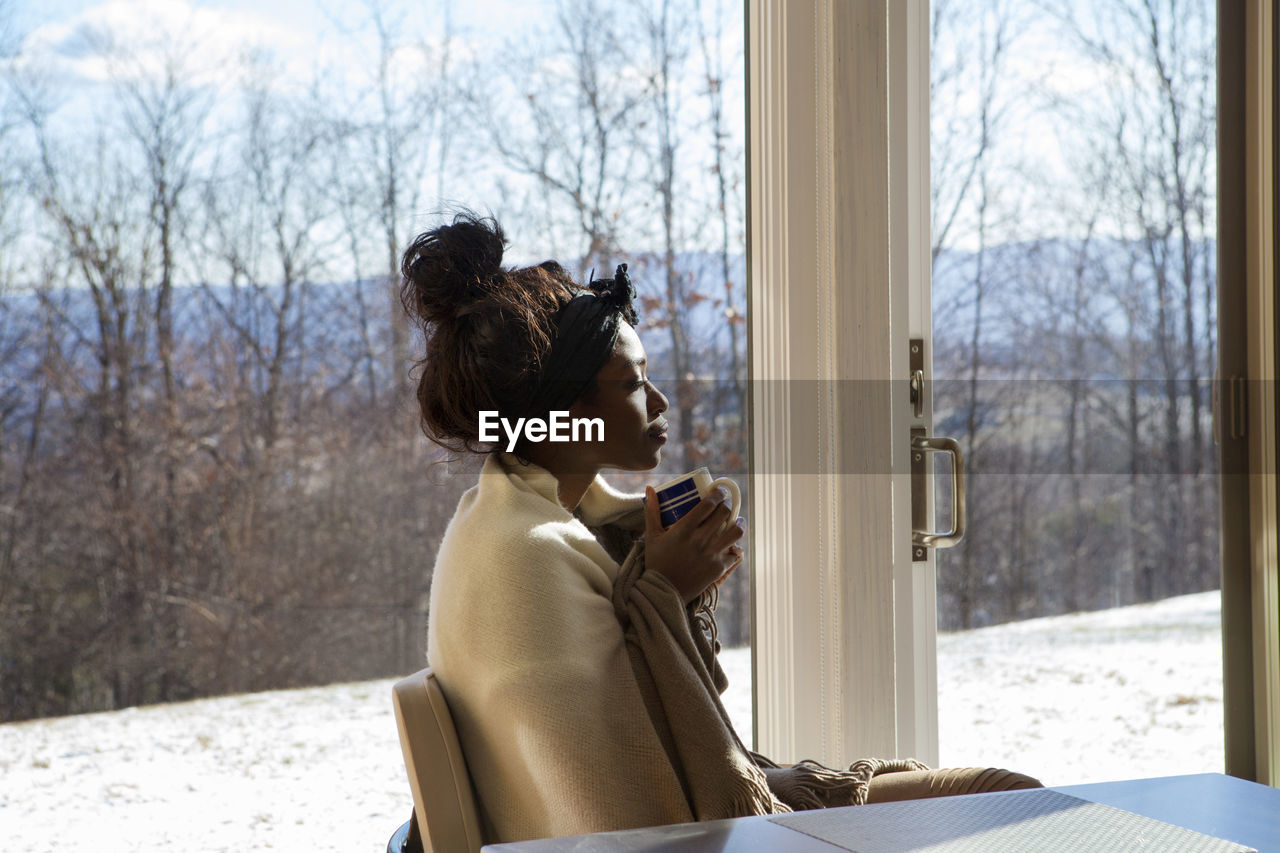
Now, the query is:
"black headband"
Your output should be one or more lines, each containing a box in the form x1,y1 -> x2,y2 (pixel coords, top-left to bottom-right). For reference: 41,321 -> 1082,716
522,263 -> 638,418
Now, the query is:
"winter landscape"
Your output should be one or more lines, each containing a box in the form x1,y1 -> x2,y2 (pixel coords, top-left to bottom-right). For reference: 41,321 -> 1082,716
1,591 -> 1223,852
0,2 -> 1233,850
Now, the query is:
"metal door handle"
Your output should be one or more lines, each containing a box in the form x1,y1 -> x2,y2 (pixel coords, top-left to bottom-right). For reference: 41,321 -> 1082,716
911,434 -> 967,550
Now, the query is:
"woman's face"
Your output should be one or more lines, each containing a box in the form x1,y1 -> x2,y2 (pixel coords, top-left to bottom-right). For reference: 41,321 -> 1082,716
568,322 -> 670,472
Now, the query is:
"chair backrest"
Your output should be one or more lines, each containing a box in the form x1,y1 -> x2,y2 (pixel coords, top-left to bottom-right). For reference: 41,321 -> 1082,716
392,667 -> 483,853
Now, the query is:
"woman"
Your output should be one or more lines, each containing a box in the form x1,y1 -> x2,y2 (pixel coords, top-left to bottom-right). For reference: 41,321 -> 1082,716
401,213 -> 1038,845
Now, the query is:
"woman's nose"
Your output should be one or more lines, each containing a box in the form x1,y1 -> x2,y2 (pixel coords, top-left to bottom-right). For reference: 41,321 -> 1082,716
649,383 -> 669,415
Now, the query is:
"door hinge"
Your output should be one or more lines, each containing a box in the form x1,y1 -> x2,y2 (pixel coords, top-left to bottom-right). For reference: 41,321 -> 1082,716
1213,372 -> 1248,443
909,338 -> 925,420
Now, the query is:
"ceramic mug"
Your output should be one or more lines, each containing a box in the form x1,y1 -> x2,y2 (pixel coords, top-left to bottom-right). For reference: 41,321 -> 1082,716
650,467 -> 741,529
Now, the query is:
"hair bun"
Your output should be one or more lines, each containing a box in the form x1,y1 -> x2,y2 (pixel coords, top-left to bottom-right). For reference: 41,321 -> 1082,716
399,214 -> 582,453
400,213 -> 507,325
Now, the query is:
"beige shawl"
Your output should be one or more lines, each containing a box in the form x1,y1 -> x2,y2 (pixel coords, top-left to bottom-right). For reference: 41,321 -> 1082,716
427,454 -> 923,845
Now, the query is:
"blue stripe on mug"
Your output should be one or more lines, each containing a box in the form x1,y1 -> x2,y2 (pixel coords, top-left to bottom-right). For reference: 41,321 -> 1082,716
659,489 -> 700,505
655,479 -> 698,502
659,492 -> 705,527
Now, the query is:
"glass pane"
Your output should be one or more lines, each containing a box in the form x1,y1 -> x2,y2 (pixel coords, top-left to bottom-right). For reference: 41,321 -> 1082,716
1,0 -> 749,846
930,0 -> 1222,783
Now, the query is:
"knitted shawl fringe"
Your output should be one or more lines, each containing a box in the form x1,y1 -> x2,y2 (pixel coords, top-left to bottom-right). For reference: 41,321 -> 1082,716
753,754 -> 931,810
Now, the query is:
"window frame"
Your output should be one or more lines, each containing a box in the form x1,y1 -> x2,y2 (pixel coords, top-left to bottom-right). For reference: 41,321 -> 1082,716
745,0 -> 936,767
747,0 -> 1279,784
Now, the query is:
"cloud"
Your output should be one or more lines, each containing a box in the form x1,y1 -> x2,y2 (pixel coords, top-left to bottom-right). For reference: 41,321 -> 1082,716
13,0 -> 488,105
15,0 -> 326,93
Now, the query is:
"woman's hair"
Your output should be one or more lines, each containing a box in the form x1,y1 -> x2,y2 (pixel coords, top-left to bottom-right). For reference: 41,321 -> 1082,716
400,212 -> 579,455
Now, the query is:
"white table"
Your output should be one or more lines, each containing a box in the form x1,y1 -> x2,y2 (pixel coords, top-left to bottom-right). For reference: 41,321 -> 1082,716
482,773 -> 1280,852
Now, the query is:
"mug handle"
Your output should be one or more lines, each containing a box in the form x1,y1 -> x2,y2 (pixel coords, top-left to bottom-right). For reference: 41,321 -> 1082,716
707,476 -> 741,518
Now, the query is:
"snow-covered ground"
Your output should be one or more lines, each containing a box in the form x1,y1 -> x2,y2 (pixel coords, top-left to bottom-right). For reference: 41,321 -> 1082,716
1,592 -> 1224,852
936,591 -> 1223,783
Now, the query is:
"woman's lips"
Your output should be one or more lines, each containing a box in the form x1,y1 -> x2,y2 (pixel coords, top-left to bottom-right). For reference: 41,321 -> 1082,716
648,420 -> 669,442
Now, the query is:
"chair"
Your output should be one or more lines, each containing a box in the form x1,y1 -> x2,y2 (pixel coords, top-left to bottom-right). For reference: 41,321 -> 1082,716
386,817 -> 417,853
391,667 -> 484,853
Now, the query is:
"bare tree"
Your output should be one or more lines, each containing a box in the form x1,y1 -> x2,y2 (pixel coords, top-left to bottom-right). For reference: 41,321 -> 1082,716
1047,0 -> 1216,595
694,0 -> 745,432
930,0 -> 1019,263
317,1 -> 455,424
931,0 -> 1023,628
465,0 -> 646,276
626,0 -> 701,468
82,28 -> 214,647
16,54 -> 185,708
0,1 -> 43,702
360,0 -> 455,417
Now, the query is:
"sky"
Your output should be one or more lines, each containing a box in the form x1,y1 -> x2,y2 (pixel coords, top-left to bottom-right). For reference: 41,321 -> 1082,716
11,0 -> 544,49
5,0 -> 558,121
8,0 -> 539,87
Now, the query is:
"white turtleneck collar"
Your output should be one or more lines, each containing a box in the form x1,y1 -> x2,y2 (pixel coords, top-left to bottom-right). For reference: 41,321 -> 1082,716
491,452 -> 645,531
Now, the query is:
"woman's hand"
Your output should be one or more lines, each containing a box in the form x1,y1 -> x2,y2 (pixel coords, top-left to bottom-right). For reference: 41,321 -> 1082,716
644,485 -> 745,603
